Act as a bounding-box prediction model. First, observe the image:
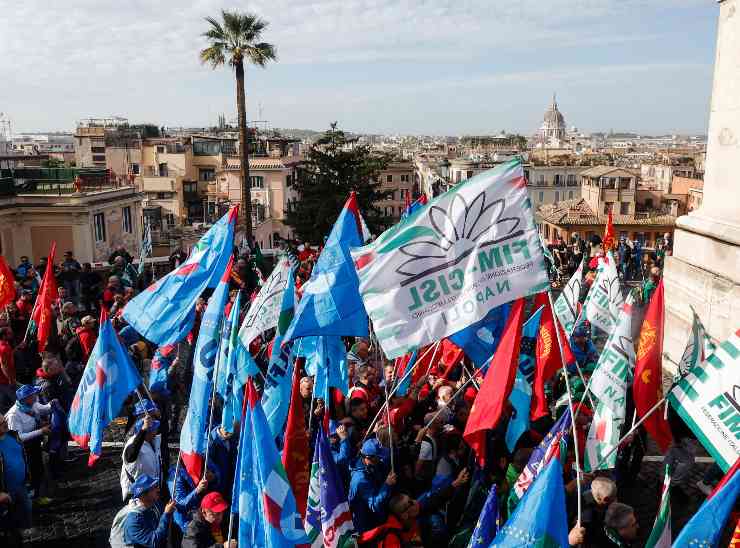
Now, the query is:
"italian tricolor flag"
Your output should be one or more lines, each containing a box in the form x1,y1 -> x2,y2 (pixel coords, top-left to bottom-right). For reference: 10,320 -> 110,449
645,465 -> 671,548
584,401 -> 621,472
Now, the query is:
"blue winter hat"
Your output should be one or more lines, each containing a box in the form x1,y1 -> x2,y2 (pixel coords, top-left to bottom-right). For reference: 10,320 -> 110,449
572,325 -> 588,338
134,399 -> 158,417
131,474 -> 159,498
361,438 -> 388,459
134,418 -> 160,434
16,384 -> 42,401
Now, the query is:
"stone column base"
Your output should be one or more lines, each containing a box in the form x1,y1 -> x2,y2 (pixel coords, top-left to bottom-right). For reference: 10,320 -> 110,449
663,214 -> 740,374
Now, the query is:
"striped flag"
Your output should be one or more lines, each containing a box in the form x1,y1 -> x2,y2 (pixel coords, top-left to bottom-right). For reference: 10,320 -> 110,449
305,427 -> 355,548
584,251 -> 624,335
645,465 -> 672,548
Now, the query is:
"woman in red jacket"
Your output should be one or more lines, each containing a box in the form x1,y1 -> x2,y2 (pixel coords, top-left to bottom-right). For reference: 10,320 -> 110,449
75,316 -> 98,361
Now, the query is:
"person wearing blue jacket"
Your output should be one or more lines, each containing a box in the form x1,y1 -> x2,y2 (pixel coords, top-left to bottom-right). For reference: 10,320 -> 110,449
349,437 -> 397,533
167,461 -> 217,532
120,475 -> 175,548
570,325 -> 599,374
207,425 -> 238,501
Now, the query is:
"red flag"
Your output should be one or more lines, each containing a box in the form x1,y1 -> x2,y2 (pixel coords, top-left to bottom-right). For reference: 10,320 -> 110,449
411,342 -> 441,385
30,242 -> 58,352
463,298 -> 525,465
439,338 -> 464,379
531,292 -> 576,420
603,209 -> 615,252
633,280 -> 673,452
0,257 -> 15,309
282,362 -> 310,519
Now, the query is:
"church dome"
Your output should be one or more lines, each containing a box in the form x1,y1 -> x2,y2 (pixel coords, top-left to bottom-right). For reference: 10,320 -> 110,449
543,94 -> 566,129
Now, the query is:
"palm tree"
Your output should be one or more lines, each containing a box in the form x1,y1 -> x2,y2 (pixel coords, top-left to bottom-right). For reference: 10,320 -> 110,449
200,10 -> 277,240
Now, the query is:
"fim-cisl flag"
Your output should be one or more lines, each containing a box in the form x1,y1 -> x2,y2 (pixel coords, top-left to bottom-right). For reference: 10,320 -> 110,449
584,252 -> 624,335
668,328 -> 740,471
588,295 -> 635,417
351,158 -> 549,359
677,305 -> 716,379
553,259 -> 583,336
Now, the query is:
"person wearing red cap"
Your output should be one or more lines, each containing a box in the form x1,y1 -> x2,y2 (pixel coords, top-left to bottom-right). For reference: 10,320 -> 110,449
181,491 -> 236,548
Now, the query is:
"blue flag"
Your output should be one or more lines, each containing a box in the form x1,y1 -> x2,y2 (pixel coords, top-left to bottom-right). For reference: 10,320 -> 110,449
216,292 -> 243,434
505,306 -> 544,452
304,336 -> 350,402
491,459 -> 569,547
68,317 -> 142,466
449,303 -> 511,369
122,207 -> 236,345
179,261 -> 232,484
468,485 -> 499,548
283,193 -> 368,343
305,427 -> 356,546
236,382 -> 309,547
148,343 -> 177,396
262,268 -> 297,437
673,465 -> 740,547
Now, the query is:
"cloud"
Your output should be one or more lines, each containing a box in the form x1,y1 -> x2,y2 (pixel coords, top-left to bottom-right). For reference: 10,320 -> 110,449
0,0 -> 716,132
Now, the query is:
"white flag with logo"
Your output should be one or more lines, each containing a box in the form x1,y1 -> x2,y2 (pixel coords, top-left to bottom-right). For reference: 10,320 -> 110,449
238,255 -> 292,346
584,400 -> 622,472
351,159 -> 549,360
584,252 -> 624,335
588,295 -> 635,418
553,259 -> 584,336
668,328 -> 740,471
677,306 -> 716,379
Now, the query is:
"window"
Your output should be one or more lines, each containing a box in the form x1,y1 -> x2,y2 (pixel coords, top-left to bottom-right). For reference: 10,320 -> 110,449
386,174 -> 393,183
466,170 -> 474,179
91,146 -> 105,154
567,174 -> 577,186
156,145 -> 165,153
199,168 -> 215,182
250,176 -> 264,189
158,163 -> 168,177
568,191 -> 574,199
400,174 -> 410,183
400,189 -> 407,200
183,182 -> 197,194
554,174 -> 563,186
620,202 -> 630,215
166,213 -> 175,228
122,206 -> 133,233
129,163 -> 140,175
554,191 -> 559,201
604,202 -> 613,214
538,191 -> 544,202
92,154 -> 106,163
94,213 -> 106,242
537,174 -> 546,185
156,192 -> 168,200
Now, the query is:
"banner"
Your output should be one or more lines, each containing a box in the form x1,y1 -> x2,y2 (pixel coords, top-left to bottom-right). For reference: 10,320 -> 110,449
677,306 -> 715,379
553,259 -> 583,336
668,328 -> 740,471
238,255 -> 293,347
352,158 -> 549,359
588,295 -> 635,418
584,252 -> 623,335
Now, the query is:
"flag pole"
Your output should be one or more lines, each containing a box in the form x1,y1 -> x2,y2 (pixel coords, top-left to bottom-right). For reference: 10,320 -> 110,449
227,381 -> 249,548
202,353 -> 222,480
547,290 -> 582,526
592,396 -> 667,470
362,341 -> 441,444
421,368 -> 483,431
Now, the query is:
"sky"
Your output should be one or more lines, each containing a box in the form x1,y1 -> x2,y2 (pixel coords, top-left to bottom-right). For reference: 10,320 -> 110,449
1,0 -> 720,135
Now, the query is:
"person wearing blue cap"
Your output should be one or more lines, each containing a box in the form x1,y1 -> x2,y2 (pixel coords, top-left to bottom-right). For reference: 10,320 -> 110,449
109,474 -> 175,548
120,414 -> 162,501
570,324 -> 599,374
349,437 -> 397,533
5,384 -> 54,506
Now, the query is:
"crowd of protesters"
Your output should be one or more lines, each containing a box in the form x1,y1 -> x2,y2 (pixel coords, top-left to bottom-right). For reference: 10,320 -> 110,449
0,232 -> 725,548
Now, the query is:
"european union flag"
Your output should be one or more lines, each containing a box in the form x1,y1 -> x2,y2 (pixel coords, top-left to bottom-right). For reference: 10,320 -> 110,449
123,207 -> 237,345
491,459 -> 569,547
673,462 -> 740,547
450,303 -> 511,369
468,486 -> 499,547
283,193 -> 368,343
68,318 -> 142,466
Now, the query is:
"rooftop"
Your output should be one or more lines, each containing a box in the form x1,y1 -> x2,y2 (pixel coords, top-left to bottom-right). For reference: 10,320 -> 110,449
538,198 -> 677,227
0,167 -> 133,196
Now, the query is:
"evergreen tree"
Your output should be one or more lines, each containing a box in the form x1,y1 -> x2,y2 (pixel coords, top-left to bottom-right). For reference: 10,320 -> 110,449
285,123 -> 393,243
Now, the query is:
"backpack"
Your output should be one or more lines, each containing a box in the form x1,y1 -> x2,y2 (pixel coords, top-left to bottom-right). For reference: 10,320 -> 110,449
109,501 -> 141,548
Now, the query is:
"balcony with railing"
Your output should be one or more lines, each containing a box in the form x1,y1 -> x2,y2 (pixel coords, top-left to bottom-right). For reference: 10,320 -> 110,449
0,167 -> 134,196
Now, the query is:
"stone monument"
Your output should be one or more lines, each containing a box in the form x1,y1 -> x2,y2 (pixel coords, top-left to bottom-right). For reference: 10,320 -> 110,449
663,0 -> 740,369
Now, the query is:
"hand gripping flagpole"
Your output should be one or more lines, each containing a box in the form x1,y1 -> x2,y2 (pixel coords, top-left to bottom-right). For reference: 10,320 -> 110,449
362,341 -> 441,444
547,290 -> 582,526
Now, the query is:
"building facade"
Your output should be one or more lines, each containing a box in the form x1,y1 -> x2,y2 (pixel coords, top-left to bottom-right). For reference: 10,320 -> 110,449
580,166 -> 638,216
524,164 -> 586,208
